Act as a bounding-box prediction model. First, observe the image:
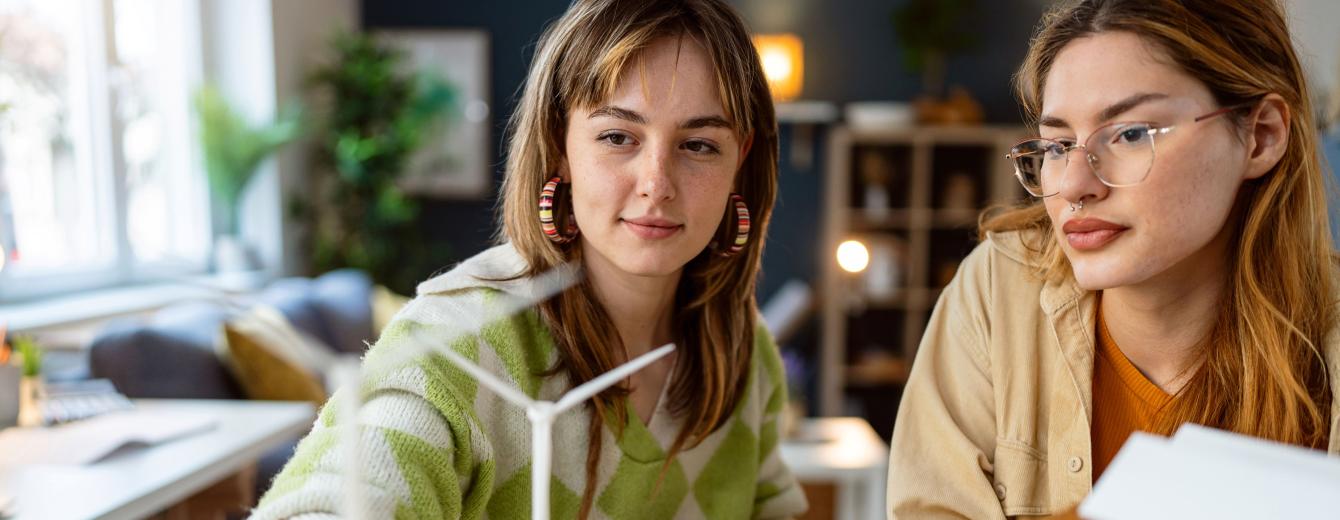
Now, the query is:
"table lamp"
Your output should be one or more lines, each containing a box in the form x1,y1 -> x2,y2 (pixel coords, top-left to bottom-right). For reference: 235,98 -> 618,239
753,34 -> 804,102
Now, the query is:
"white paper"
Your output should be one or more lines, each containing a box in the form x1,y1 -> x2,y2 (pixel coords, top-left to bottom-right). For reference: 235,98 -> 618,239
1079,424 -> 1340,519
0,409 -> 216,466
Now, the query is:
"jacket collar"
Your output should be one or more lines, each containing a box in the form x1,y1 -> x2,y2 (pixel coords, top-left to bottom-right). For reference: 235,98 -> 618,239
990,230 -> 1340,452
990,230 -> 1098,424
414,242 -> 579,302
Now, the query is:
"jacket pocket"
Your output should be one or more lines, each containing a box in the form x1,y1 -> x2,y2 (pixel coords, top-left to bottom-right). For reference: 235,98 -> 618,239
992,439 -> 1049,517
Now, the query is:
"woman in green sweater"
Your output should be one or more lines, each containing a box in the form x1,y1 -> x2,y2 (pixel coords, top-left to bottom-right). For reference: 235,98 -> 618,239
253,0 -> 806,518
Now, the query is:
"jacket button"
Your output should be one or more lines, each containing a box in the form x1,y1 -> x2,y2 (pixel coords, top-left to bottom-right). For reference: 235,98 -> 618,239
1067,456 -> 1084,473
994,483 -> 1007,500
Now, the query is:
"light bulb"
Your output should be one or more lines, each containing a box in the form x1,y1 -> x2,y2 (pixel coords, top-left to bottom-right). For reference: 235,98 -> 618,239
761,49 -> 793,81
836,240 -> 870,273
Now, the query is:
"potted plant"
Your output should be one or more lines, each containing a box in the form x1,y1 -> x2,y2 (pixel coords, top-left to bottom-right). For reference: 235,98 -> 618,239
299,33 -> 454,294
196,86 -> 303,274
891,0 -> 983,124
13,335 -> 43,427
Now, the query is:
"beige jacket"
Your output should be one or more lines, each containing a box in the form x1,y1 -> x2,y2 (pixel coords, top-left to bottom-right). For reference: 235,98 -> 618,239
885,230 -> 1340,519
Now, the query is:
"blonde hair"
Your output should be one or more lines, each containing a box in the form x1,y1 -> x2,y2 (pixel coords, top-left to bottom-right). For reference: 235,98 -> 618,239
497,0 -> 776,514
986,0 -> 1333,448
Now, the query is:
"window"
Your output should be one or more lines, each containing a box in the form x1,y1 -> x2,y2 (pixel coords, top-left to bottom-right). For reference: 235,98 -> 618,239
0,0 -> 208,301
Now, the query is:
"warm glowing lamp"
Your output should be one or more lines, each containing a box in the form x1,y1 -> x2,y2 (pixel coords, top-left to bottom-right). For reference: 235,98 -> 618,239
837,240 -> 870,273
753,34 -> 804,102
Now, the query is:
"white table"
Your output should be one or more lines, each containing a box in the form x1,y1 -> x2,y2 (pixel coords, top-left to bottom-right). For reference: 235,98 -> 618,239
780,417 -> 889,520
0,399 -> 314,520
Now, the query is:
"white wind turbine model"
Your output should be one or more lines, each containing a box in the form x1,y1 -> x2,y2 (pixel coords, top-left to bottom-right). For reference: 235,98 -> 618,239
335,264 -> 675,520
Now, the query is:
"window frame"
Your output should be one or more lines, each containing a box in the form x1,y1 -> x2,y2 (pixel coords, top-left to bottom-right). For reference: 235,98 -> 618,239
0,0 -> 208,303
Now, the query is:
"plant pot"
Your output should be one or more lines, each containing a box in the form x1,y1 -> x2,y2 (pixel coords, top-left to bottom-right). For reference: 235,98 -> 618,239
17,375 -> 44,427
0,365 -> 19,428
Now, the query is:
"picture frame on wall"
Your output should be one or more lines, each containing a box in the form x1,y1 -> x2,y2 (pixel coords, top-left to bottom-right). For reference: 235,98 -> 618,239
375,29 -> 491,199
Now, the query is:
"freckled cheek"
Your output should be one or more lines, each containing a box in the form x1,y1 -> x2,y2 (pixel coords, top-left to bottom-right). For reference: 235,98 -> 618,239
1136,158 -> 1233,249
568,160 -> 632,224
681,167 -> 737,221
1175,145 -> 1238,198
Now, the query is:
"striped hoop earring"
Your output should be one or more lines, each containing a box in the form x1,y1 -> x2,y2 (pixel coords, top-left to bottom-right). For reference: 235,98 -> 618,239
709,193 -> 751,257
539,176 -> 578,244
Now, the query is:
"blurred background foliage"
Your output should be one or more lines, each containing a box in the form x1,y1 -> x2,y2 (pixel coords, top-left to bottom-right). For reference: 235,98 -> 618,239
298,32 -> 457,295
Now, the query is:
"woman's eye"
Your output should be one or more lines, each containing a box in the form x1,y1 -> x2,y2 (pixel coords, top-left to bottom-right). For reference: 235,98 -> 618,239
1045,141 -> 1071,159
1113,125 -> 1152,146
598,132 -> 634,146
683,140 -> 720,155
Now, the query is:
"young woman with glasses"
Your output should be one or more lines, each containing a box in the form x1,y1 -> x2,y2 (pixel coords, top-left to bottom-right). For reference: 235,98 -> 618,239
886,0 -> 1339,517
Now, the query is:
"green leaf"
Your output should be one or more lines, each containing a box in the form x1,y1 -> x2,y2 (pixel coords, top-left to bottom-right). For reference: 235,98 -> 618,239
195,86 -> 305,235
890,0 -> 979,73
13,336 -> 41,377
302,31 -> 459,293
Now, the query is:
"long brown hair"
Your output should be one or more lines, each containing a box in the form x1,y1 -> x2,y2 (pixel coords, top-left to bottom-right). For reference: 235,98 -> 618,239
986,0 -> 1333,448
497,0 -> 776,514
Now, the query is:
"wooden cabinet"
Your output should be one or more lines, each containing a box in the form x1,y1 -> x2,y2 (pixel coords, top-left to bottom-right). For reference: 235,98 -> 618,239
818,125 -> 1028,418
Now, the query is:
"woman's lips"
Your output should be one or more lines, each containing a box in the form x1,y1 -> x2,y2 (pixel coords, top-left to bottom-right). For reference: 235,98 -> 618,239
1062,218 -> 1129,251
622,218 -> 682,240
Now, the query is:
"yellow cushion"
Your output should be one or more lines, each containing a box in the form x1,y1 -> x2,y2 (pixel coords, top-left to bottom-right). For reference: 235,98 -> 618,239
371,285 -> 411,335
220,306 -> 331,407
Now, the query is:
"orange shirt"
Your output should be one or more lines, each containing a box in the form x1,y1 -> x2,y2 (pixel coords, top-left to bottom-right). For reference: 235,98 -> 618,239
1091,305 -> 1174,482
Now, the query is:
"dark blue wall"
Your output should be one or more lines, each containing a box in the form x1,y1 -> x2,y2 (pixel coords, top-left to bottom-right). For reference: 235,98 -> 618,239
361,0 -> 1045,302
363,1 -> 571,271
732,0 -> 1043,123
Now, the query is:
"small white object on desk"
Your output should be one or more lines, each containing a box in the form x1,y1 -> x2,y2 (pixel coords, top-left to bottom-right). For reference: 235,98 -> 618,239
1079,423 -> 1340,519
780,417 -> 889,520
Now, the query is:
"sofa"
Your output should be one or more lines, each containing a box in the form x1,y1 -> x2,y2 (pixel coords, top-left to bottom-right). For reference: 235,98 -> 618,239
87,269 -> 377,500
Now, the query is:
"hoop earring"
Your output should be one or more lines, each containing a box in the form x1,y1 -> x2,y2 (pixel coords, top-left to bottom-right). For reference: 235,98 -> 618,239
539,176 -> 578,244
709,193 -> 750,257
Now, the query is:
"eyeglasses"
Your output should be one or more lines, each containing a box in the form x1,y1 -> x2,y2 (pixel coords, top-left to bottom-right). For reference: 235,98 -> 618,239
1005,103 -> 1254,198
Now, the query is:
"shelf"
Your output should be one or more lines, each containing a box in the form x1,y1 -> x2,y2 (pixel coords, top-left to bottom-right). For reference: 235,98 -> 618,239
932,209 -> 980,227
859,293 -> 912,310
849,208 -> 982,229
850,208 -> 918,228
775,100 -> 840,124
852,207 -> 916,229
856,287 -> 940,311
845,125 -> 1029,144
820,124 -> 1029,416
845,356 -> 911,387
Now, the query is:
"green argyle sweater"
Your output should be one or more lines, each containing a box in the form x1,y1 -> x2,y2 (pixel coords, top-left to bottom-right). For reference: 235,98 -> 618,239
252,244 -> 808,519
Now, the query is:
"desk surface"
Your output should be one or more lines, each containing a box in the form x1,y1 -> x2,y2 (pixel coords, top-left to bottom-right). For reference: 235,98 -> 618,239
0,399 -> 314,520
780,417 -> 890,520
780,416 -> 890,479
